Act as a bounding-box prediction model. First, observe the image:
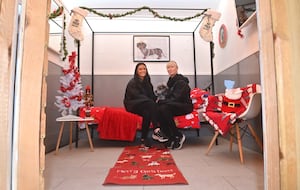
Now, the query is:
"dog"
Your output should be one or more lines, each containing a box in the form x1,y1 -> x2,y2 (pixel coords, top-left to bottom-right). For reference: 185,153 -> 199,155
155,84 -> 168,102
154,173 -> 176,179
136,42 -> 165,59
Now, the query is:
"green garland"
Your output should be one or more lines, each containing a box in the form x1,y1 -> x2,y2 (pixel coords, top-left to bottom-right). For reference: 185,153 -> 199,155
80,6 -> 208,21
59,13 -> 68,61
49,6 -> 68,61
49,6 -> 208,61
49,6 -> 64,19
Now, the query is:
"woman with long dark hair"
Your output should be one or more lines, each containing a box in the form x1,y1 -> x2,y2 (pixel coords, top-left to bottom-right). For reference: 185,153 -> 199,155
124,62 -> 168,147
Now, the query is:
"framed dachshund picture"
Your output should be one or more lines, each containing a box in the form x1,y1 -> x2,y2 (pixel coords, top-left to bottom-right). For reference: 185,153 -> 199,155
133,35 -> 170,62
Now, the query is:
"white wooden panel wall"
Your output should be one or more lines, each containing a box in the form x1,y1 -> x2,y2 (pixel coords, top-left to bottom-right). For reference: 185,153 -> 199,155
92,33 -> 199,75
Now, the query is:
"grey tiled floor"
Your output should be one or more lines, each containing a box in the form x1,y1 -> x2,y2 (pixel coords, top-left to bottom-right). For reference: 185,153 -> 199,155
44,131 -> 264,190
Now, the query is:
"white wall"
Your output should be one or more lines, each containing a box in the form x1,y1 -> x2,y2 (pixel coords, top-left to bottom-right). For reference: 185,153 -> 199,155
49,0 -> 259,76
48,34 -> 61,54
51,31 -> 213,76
212,0 -> 259,74
194,29 -> 212,75
92,33 -> 206,76
78,19 -> 93,74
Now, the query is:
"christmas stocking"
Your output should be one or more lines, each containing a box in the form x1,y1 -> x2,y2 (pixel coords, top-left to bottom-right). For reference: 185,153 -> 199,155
199,10 -> 221,42
68,7 -> 88,41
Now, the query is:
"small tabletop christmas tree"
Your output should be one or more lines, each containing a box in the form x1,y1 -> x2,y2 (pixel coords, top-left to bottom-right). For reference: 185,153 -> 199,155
55,51 -> 84,116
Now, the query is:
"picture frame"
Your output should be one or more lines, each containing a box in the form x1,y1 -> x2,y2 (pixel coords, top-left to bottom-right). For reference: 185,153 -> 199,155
133,35 -> 170,62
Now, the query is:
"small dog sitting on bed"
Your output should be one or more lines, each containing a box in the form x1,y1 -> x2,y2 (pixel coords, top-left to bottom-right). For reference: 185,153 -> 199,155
137,42 -> 165,59
155,84 -> 168,102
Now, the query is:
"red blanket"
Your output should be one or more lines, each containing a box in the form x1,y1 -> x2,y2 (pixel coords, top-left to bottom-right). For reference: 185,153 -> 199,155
80,107 -> 141,141
98,107 -> 142,141
79,106 -> 200,141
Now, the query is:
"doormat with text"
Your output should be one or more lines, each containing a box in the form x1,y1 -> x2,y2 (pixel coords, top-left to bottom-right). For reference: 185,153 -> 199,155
103,146 -> 188,185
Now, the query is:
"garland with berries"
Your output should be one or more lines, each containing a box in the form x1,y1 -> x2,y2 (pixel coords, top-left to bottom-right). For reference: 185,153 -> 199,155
60,13 -> 68,61
49,6 -> 64,19
49,6 -> 208,61
80,6 -> 207,21
49,6 -> 68,61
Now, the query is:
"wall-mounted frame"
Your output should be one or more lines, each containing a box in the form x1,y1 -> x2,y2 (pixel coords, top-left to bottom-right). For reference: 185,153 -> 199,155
218,24 -> 228,48
133,35 -> 170,62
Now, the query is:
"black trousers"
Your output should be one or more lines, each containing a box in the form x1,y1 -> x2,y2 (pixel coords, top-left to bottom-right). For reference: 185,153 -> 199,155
130,101 -> 158,140
158,103 -> 193,140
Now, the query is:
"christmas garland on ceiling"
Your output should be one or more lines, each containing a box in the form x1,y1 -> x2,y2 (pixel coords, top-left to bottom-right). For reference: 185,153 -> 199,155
80,6 -> 208,21
49,6 -> 208,61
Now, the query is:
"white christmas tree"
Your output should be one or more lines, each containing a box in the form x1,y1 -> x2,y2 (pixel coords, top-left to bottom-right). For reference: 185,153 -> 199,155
55,51 -> 84,116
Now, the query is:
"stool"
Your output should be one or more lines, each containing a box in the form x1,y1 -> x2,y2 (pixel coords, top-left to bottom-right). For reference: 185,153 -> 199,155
55,115 -> 95,155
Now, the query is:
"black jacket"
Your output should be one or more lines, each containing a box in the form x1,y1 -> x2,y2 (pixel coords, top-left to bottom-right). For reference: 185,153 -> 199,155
123,77 -> 156,112
164,74 -> 192,105
157,74 -> 193,115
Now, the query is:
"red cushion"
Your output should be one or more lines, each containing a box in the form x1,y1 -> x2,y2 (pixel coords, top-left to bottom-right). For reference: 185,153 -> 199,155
174,111 -> 200,129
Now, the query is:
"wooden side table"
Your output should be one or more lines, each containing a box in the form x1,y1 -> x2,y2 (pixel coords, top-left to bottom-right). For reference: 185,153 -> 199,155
75,122 -> 98,148
55,115 -> 95,154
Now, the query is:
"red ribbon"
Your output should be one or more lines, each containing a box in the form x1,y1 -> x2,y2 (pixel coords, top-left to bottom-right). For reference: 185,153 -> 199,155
237,29 -> 244,38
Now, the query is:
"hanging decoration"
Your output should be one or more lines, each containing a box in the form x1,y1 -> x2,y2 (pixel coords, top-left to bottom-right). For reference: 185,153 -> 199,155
55,51 -> 84,116
60,14 -> 68,61
199,9 -> 221,42
80,6 -> 207,21
49,6 -> 64,19
237,29 -> 244,38
49,6 -> 68,61
49,6 -> 209,60
236,19 -> 244,38
68,7 -> 89,41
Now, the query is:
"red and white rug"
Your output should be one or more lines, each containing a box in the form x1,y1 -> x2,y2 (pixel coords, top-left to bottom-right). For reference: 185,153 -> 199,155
103,146 -> 188,185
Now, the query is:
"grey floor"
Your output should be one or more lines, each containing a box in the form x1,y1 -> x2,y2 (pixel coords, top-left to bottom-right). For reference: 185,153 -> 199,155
44,129 -> 264,190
